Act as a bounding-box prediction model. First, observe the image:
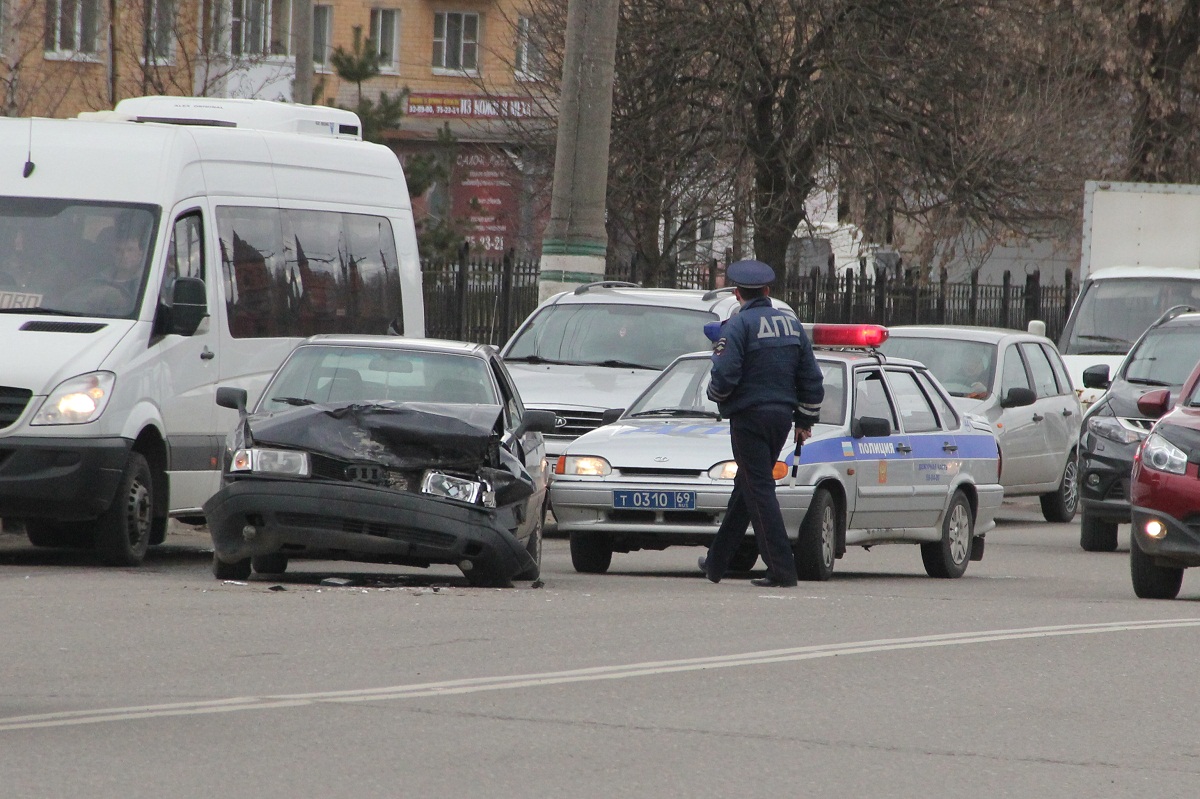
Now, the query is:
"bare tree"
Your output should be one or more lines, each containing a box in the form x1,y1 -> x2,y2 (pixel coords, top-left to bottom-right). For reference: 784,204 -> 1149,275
2,0 -> 99,116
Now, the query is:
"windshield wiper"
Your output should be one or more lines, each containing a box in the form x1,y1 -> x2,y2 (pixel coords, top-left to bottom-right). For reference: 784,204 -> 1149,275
598,359 -> 656,370
505,354 -> 576,365
1075,334 -> 1130,344
0,307 -> 89,316
271,396 -> 315,406
630,408 -> 721,419
1125,377 -> 1170,386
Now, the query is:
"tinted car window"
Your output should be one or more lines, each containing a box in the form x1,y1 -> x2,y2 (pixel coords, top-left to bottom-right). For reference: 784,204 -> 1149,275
260,346 -> 497,411
1041,343 -> 1073,394
505,303 -> 716,369
878,337 -> 995,398
1123,326 -> 1200,386
916,370 -> 958,429
854,369 -> 897,429
886,369 -> 940,433
1021,342 -> 1060,398
1000,344 -> 1031,395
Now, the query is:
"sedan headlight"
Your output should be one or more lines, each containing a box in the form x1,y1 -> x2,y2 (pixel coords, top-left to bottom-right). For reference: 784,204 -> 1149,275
1140,433 -> 1188,475
422,470 -> 491,505
556,455 -> 612,476
31,372 -> 116,425
708,461 -> 738,480
1087,415 -> 1147,445
230,448 -> 311,477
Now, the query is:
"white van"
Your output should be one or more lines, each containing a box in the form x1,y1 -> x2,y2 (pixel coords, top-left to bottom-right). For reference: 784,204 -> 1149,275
0,97 -> 423,565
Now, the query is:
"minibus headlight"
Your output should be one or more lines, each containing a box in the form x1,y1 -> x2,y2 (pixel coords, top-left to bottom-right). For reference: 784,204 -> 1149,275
31,372 -> 116,425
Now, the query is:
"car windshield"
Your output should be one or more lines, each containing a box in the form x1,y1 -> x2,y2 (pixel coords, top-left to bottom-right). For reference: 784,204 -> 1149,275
1121,326 -> 1200,388
625,356 -> 847,426
879,336 -> 996,398
1061,278 -> 1200,356
504,303 -> 717,370
0,197 -> 158,319
259,345 -> 498,412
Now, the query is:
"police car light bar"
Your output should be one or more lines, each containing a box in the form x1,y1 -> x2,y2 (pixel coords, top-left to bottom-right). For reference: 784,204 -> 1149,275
811,323 -> 889,348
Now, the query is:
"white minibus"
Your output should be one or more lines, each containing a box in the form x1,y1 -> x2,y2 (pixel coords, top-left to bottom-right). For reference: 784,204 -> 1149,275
0,97 -> 423,565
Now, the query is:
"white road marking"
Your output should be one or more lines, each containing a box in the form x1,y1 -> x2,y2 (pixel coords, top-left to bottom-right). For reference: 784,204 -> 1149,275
3,618 -> 1197,731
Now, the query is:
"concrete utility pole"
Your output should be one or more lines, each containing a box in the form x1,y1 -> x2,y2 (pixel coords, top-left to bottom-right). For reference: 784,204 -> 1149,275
538,0 -> 620,300
292,0 -> 314,105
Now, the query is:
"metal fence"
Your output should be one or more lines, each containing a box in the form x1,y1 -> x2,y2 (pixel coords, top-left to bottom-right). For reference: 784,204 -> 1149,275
421,252 -> 1077,346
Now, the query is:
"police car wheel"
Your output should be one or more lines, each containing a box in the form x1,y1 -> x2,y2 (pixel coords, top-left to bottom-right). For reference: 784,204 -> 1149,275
922,490 -> 973,578
1130,530 -> 1184,599
795,488 -> 837,581
570,531 -> 613,574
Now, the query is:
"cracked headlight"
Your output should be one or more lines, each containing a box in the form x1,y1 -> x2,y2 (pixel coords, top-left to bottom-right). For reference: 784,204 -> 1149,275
230,448 -> 311,477
422,471 -> 489,504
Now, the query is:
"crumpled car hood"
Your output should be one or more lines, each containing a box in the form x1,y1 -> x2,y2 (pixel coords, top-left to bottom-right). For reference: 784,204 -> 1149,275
248,402 -> 504,471
243,401 -> 535,506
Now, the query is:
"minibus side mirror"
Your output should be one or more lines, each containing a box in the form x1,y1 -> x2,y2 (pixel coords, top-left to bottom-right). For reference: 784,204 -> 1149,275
155,277 -> 209,337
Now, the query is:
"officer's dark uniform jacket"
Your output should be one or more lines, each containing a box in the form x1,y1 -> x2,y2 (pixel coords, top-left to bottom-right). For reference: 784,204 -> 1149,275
707,296 -> 824,425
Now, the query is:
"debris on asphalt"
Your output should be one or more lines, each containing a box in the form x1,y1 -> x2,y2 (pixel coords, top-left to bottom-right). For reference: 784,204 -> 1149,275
319,577 -> 355,587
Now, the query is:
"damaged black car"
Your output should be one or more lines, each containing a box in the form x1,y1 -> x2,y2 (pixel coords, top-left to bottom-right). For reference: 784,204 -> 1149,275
203,335 -> 557,587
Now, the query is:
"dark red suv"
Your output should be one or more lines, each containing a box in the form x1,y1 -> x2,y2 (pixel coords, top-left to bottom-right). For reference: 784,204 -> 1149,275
1128,358 -> 1200,599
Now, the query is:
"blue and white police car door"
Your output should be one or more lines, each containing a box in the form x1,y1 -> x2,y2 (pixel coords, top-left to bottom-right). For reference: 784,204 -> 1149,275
847,367 -> 918,529
885,367 -> 954,527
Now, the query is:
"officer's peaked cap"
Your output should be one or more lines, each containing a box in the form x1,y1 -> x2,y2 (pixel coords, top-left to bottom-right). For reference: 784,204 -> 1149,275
726,259 -> 775,289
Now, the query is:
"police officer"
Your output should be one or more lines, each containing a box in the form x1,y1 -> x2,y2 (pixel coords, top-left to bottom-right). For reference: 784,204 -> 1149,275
701,259 -> 824,587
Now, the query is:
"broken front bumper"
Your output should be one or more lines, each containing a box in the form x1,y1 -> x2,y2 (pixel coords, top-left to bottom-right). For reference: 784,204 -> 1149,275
203,478 -> 534,578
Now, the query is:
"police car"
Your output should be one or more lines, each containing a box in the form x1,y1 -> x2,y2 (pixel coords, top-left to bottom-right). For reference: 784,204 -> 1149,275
550,324 -> 1003,580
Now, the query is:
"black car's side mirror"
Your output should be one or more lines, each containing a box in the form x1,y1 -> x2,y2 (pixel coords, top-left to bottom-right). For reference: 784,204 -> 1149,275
851,416 -> 891,438
1082,364 -> 1111,390
519,409 -> 558,435
216,386 -> 248,412
1000,387 -> 1037,408
1136,388 -> 1172,419
600,408 -> 625,425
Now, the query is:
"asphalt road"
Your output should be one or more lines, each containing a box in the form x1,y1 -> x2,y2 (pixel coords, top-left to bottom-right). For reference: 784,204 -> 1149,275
0,500 -> 1197,799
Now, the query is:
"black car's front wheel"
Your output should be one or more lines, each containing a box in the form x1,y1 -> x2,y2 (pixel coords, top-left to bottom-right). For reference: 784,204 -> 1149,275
514,499 -> 547,582
1080,513 -> 1119,552
213,553 -> 251,580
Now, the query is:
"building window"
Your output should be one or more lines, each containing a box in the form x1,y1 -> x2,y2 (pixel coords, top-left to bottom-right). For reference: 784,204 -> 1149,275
369,8 -> 399,71
205,0 -> 290,57
313,4 -> 332,67
44,0 -> 101,55
433,11 -> 478,73
145,0 -> 176,62
515,16 -> 544,80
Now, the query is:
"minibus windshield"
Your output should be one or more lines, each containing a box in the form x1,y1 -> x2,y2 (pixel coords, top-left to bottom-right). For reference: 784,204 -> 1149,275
0,197 -> 159,318
1060,276 -> 1200,357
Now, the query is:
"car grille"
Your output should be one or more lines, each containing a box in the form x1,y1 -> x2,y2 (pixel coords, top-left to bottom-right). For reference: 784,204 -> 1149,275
310,454 -> 414,490
276,512 -> 457,547
0,387 -> 32,430
1104,477 -> 1130,503
544,409 -> 606,440
617,467 -> 704,478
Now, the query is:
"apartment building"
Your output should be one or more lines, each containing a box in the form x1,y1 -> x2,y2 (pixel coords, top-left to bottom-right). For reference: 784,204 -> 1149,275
1,0 -> 554,257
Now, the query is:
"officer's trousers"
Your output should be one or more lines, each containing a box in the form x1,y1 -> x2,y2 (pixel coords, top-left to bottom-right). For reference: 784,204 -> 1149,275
705,405 -> 798,584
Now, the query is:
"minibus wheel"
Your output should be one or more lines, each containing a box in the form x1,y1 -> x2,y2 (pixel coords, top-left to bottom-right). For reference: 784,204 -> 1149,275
94,452 -> 153,566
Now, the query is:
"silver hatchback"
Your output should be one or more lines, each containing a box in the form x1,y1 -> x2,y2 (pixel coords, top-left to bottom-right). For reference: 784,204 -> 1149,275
880,326 -> 1082,522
